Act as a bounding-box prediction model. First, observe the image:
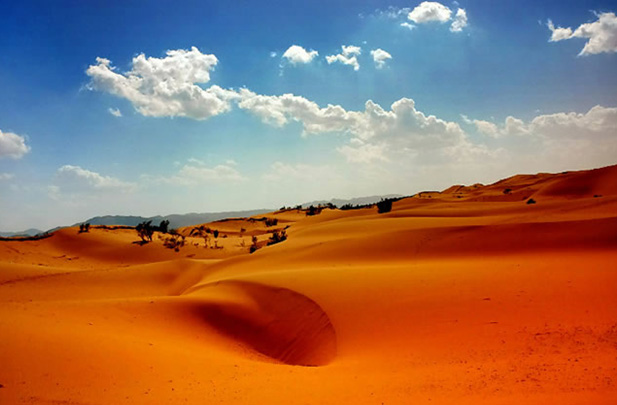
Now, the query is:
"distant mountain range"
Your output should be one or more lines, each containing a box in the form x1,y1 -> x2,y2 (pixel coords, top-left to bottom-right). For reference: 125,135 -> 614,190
0,228 -> 46,238
69,209 -> 274,231
1,194 -> 402,236
300,194 -> 403,208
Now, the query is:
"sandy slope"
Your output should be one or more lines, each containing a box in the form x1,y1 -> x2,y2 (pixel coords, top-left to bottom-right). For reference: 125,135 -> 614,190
1,165 -> 616,404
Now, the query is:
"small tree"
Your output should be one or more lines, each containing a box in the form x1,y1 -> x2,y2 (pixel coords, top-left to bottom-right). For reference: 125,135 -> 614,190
136,221 -> 154,243
158,220 -> 170,233
306,205 -> 322,216
267,229 -> 287,246
377,199 -> 393,214
264,217 -> 278,227
249,235 -> 259,254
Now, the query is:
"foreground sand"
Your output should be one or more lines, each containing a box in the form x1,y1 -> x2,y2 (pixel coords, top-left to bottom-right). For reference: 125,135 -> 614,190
1,165 -> 616,404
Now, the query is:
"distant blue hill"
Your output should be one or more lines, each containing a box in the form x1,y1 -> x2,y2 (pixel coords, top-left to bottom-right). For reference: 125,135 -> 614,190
0,228 -> 45,238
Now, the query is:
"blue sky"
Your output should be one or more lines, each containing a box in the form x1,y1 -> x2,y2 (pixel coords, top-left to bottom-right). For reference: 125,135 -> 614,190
1,0 -> 616,231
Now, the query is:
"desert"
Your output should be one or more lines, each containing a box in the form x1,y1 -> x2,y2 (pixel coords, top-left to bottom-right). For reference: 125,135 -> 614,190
1,164 -> 616,404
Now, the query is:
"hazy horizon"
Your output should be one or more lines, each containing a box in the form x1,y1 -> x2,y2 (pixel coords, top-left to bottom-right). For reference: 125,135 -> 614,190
2,0 -> 616,231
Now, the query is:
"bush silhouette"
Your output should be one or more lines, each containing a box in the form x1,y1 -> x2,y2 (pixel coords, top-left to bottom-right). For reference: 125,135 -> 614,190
377,199 -> 393,214
249,235 -> 259,254
267,230 -> 287,246
158,220 -> 170,234
264,218 -> 278,227
526,198 -> 536,205
136,221 -> 154,243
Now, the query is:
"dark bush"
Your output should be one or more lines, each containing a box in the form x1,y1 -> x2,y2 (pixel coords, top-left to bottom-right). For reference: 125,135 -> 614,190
267,230 -> 287,246
158,220 -> 170,234
249,236 -> 259,254
136,221 -> 154,243
163,233 -> 185,252
526,198 -> 536,204
503,188 -> 512,195
377,199 -> 393,214
306,205 -> 322,216
264,218 -> 278,227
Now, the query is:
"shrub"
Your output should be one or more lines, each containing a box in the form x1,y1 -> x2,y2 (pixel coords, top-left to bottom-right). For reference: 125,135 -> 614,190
526,198 -> 536,205
267,230 -> 287,246
190,226 -> 211,248
264,217 -> 278,227
306,205 -> 322,216
249,236 -> 259,254
377,199 -> 393,214
158,220 -> 170,234
79,223 -> 90,233
163,234 -> 185,252
136,221 -> 154,243
503,188 -> 512,195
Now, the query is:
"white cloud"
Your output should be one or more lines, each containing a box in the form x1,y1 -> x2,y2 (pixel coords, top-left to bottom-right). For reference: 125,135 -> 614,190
51,165 -> 136,199
370,48 -> 392,69
262,162 -> 333,182
408,1 -> 452,24
326,45 -> 362,71
0,173 -> 14,181
282,45 -> 319,64
338,139 -> 388,163
108,107 -> 122,117
547,19 -> 574,42
400,22 -> 416,30
238,90 -> 469,163
375,6 -> 412,20
547,12 -> 617,55
529,105 -> 617,138
0,129 -> 30,159
86,47 -> 239,120
270,51 -> 278,58
473,119 -> 499,137
145,159 -> 246,186
450,8 -> 468,32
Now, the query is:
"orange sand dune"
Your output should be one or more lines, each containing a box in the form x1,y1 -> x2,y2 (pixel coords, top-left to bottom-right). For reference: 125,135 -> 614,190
1,165 -> 617,404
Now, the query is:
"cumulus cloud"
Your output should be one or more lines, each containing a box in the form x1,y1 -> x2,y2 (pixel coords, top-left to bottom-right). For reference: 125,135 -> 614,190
408,1 -> 452,24
547,19 -> 574,42
465,106 -> 616,141
0,129 -> 30,159
262,162 -> 334,182
108,107 -> 122,117
374,6 -> 412,20
51,165 -> 136,199
547,12 -> 617,55
450,8 -> 468,32
282,45 -> 319,64
145,159 -> 246,186
86,47 -> 240,120
370,48 -> 392,68
473,119 -> 500,137
400,22 -> 416,30
238,89 -> 469,163
326,45 -> 362,71
338,139 -> 389,163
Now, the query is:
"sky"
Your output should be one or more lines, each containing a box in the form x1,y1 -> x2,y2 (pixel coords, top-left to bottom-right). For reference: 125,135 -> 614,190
1,0 -> 617,231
